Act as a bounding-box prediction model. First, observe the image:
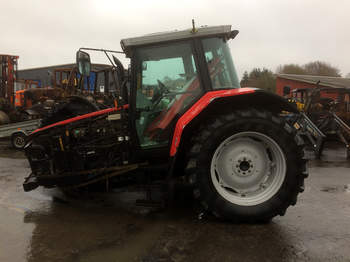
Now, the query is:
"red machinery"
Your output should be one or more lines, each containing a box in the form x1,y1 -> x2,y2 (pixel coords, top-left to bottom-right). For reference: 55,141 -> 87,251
0,54 -> 19,124
0,54 -> 18,102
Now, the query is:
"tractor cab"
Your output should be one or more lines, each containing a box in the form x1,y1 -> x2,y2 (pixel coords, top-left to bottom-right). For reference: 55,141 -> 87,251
123,26 -> 240,148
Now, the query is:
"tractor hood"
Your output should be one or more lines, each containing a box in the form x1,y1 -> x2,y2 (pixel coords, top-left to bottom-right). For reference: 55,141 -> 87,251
29,105 -> 128,138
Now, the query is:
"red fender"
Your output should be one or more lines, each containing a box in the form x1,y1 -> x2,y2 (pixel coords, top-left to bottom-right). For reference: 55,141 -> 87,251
170,88 -> 255,156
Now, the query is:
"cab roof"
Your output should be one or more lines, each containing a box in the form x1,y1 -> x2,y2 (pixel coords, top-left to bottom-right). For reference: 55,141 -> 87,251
120,25 -> 238,57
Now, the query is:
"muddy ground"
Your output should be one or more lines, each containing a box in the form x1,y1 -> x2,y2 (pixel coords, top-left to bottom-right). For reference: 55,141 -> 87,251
0,139 -> 350,262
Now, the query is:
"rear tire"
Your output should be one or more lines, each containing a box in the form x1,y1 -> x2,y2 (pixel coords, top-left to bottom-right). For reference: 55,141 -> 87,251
186,109 -> 307,222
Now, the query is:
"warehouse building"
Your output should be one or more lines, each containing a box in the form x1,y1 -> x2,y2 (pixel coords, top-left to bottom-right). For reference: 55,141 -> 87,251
276,74 -> 350,97
18,63 -> 113,92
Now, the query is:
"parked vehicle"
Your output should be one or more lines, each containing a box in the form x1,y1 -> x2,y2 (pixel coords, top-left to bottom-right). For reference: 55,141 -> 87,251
0,119 -> 40,149
23,23 -> 307,222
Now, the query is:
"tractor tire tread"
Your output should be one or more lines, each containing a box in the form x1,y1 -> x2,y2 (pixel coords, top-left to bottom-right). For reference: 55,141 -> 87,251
185,109 -> 307,223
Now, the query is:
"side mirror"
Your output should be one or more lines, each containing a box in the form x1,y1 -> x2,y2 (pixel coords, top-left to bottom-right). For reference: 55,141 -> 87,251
76,50 -> 91,76
283,86 -> 291,96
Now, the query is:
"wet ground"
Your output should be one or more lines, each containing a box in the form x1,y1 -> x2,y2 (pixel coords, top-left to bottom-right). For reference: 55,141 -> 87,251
0,139 -> 350,262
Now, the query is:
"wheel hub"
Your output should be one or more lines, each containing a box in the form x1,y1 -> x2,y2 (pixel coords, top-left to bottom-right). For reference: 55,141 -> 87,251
14,136 -> 25,148
239,160 -> 250,171
211,131 -> 286,206
216,138 -> 269,191
233,155 -> 254,177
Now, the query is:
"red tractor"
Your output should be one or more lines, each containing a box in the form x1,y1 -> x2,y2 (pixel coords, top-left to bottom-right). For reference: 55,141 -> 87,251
23,24 -> 307,222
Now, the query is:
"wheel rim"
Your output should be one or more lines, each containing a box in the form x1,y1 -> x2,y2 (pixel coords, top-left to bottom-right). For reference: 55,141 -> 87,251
14,136 -> 25,148
210,131 -> 286,206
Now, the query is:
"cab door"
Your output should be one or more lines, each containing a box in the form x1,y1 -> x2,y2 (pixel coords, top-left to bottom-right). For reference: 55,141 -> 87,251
132,41 -> 203,149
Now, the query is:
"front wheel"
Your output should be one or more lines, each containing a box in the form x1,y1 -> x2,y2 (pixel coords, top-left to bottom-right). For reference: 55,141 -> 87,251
186,109 -> 307,222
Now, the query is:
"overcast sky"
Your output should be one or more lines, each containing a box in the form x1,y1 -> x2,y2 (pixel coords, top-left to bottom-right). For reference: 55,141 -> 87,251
1,0 -> 349,79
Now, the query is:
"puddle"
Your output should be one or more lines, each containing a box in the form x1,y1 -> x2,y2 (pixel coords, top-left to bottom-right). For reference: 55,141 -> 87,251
0,174 -> 12,182
320,185 -> 350,193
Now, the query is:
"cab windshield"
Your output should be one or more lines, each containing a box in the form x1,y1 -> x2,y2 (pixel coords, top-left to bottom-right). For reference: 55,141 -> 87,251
202,38 -> 240,89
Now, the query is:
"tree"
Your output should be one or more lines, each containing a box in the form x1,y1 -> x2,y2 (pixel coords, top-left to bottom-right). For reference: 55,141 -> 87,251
303,61 -> 341,77
240,71 -> 249,86
276,64 -> 306,75
249,68 -> 262,79
276,61 -> 341,77
241,68 -> 276,92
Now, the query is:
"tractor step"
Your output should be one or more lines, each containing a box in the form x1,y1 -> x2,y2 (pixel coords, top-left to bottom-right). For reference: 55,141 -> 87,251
23,173 -> 39,192
135,183 -> 167,208
135,199 -> 165,208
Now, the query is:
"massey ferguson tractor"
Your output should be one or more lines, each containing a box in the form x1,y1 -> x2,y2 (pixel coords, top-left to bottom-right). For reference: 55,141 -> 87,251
23,24 -> 307,222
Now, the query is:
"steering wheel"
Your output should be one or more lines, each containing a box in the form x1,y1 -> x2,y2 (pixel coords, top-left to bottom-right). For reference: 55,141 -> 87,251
150,80 -> 170,111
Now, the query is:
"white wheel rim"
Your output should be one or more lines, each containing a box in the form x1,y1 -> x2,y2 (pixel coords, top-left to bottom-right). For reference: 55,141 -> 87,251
210,131 -> 286,206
